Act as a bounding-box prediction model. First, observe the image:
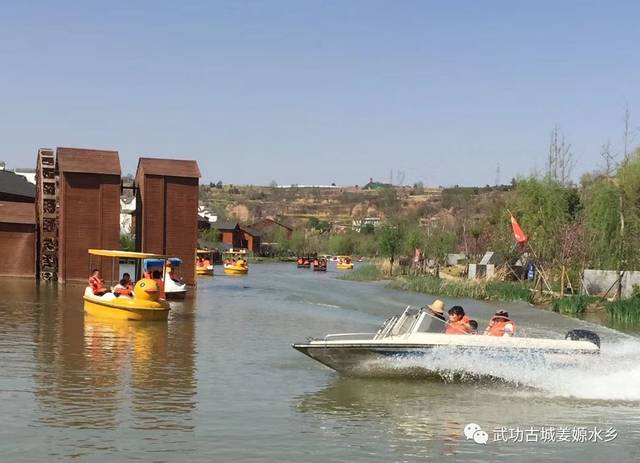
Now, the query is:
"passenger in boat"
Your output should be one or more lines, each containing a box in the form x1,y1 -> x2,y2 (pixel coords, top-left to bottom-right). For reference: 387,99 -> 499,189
484,310 -> 516,337
152,270 -> 166,299
203,257 -> 211,268
88,269 -> 108,296
446,306 -> 472,334
469,319 -> 478,334
165,263 -> 181,283
113,273 -> 134,297
425,299 -> 447,325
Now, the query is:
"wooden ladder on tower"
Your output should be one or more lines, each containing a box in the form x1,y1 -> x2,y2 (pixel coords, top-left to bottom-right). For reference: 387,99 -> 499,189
35,148 -> 59,281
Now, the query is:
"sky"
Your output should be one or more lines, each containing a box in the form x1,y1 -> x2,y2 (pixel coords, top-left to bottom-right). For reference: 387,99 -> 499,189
1,1 -> 639,186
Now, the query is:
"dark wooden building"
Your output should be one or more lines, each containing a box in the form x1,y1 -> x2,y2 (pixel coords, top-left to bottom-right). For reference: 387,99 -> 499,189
135,158 -> 200,285
57,147 -> 121,283
0,200 -> 36,277
251,217 -> 293,240
215,221 -> 261,253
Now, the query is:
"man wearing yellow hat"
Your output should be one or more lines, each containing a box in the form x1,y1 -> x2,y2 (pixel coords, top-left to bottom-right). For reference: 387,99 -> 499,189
426,299 -> 447,325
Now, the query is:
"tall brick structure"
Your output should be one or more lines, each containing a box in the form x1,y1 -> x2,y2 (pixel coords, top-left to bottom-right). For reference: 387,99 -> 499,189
57,147 -> 121,283
134,158 -> 200,285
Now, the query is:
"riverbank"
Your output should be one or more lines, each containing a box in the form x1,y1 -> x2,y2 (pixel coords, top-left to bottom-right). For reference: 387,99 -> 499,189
340,264 -> 640,327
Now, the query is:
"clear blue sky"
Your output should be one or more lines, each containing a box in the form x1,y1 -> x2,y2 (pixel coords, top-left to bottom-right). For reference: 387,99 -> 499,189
1,1 -> 639,186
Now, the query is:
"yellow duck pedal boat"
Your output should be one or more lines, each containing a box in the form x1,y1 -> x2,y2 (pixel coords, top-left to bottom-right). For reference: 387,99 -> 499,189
223,262 -> 249,275
84,278 -> 171,321
336,255 -> 354,270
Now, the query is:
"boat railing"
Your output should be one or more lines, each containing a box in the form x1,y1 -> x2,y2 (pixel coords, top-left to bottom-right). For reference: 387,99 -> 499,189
374,314 -> 399,340
324,333 -> 377,341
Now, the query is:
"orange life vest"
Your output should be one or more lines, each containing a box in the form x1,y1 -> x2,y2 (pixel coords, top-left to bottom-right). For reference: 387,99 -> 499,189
487,318 -> 516,337
114,284 -> 133,297
154,278 -> 166,299
89,275 -> 107,295
446,315 -> 472,335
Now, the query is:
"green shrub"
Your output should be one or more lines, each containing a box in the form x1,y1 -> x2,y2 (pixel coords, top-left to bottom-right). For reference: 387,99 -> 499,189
551,295 -> 598,314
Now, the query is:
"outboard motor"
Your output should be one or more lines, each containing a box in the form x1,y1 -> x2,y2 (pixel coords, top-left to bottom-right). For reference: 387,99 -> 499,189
565,329 -> 600,348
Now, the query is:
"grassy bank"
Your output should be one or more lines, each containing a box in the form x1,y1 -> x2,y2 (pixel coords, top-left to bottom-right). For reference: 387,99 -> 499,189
342,265 -> 640,325
551,295 -> 599,315
387,275 -> 534,303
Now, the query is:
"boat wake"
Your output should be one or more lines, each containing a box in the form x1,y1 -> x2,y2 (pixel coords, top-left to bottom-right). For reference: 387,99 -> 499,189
354,339 -> 640,401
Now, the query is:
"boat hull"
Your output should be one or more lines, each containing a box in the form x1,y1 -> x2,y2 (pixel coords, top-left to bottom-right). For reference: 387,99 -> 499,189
336,264 -> 353,270
224,266 -> 248,275
83,297 -> 170,321
196,268 -> 214,276
165,290 -> 187,300
292,342 -> 599,376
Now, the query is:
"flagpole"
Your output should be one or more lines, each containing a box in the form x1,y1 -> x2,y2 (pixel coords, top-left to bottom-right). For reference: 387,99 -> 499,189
506,209 -> 554,293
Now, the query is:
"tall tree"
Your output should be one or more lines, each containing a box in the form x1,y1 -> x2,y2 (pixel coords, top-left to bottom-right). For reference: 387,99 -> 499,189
378,225 -> 403,276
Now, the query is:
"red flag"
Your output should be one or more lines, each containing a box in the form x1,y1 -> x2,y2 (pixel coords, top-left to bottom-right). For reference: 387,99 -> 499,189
510,214 -> 527,244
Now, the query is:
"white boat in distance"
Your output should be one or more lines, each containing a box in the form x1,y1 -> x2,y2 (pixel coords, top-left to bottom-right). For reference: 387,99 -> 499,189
292,306 -> 600,376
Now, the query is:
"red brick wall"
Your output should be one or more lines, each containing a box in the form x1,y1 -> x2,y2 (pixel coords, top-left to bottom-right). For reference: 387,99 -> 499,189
137,174 -> 198,285
165,177 -> 198,284
59,173 -> 120,283
0,223 -> 36,277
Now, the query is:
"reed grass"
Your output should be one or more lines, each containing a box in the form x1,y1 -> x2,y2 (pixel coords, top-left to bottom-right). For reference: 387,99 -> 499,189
606,298 -> 640,324
551,295 -> 599,315
387,276 -> 533,303
338,264 -> 384,282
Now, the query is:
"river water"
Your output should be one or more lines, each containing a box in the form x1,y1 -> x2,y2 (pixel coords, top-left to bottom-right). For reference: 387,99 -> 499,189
1,263 -> 639,462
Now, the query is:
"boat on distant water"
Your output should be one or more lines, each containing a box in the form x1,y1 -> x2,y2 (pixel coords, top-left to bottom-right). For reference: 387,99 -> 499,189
223,249 -> 249,275
196,249 -> 215,276
313,256 -> 328,272
293,306 -> 600,376
336,256 -> 354,270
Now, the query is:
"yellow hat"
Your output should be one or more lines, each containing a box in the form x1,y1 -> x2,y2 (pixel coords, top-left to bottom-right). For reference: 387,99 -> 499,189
427,299 -> 445,314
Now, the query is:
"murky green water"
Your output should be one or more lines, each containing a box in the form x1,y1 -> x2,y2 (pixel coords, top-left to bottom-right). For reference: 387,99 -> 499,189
1,264 -> 639,462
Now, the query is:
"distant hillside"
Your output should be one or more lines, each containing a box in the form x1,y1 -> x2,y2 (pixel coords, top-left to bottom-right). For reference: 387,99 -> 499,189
199,183 -> 513,228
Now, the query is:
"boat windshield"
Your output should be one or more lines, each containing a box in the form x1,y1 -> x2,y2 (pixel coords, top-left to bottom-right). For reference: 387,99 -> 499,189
415,311 -> 446,333
390,308 -> 420,336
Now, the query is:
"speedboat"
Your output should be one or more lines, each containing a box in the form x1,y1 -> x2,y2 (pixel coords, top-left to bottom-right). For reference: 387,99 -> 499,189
292,306 -> 600,376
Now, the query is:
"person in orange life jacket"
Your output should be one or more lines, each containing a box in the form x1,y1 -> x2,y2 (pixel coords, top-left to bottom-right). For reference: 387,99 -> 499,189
113,273 -> 134,297
152,270 -> 166,299
484,310 -> 516,337
88,269 -> 108,296
468,319 -> 478,334
166,263 -> 181,283
446,306 -> 472,334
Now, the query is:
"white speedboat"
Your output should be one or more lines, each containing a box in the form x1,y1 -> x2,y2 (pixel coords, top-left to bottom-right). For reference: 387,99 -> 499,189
292,306 -> 600,376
